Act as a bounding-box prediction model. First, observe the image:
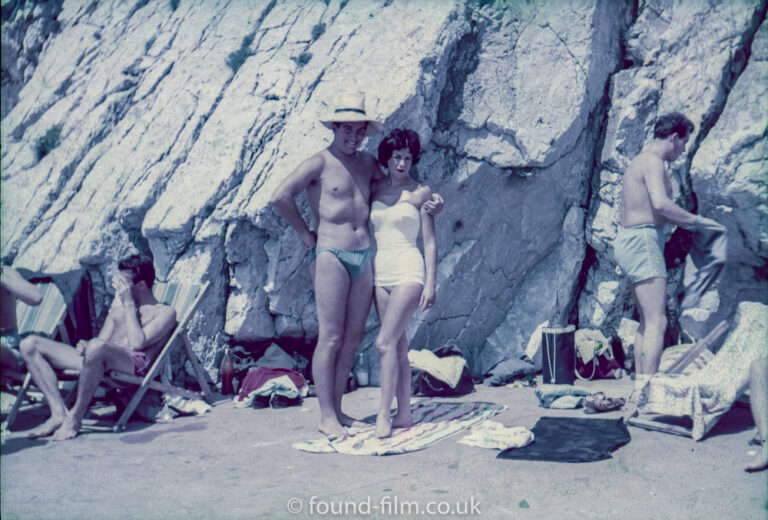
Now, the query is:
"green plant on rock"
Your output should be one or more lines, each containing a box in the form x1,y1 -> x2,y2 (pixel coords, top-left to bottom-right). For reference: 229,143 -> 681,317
292,51 -> 312,67
311,22 -> 325,41
35,124 -> 63,161
227,32 -> 256,74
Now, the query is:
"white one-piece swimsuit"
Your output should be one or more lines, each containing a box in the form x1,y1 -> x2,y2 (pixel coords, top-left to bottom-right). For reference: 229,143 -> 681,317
370,200 -> 425,287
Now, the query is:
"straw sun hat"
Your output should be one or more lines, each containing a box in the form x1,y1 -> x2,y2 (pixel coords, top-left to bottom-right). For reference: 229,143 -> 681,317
319,91 -> 383,136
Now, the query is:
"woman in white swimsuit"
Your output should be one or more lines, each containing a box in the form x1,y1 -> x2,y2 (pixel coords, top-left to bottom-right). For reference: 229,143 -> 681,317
370,129 -> 438,438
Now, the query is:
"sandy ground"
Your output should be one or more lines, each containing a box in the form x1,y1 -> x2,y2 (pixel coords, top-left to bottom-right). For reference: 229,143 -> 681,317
1,376 -> 766,520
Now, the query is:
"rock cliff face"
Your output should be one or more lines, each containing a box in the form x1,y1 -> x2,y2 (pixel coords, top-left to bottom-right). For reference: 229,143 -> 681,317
2,0 -> 766,380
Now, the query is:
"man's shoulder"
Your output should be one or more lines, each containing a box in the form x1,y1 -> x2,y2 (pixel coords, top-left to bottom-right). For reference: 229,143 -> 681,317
142,301 -> 177,322
302,150 -> 328,170
631,150 -> 663,169
626,151 -> 662,178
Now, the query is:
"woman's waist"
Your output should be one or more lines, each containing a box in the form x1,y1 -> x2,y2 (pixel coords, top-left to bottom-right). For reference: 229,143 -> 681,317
374,241 -> 421,253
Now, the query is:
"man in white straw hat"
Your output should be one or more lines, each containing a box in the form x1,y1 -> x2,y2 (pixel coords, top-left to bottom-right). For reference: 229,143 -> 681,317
271,91 -> 441,438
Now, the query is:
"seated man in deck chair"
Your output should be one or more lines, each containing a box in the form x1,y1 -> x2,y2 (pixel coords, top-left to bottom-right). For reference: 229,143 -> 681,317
1,265 -> 43,379
19,254 -> 176,440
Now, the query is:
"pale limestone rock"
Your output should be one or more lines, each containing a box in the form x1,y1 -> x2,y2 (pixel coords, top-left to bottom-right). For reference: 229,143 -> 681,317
583,1 -> 766,342
2,0 -> 764,380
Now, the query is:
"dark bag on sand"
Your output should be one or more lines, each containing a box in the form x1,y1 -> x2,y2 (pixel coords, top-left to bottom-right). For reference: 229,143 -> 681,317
411,345 -> 474,397
541,325 -> 576,385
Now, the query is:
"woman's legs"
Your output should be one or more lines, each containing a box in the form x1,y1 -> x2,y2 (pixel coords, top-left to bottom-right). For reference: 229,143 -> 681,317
391,332 -> 413,428
373,283 -> 422,438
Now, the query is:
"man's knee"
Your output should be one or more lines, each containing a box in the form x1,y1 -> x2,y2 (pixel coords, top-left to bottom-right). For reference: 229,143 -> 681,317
83,338 -> 107,360
645,314 -> 667,334
19,335 -> 42,360
316,331 -> 344,354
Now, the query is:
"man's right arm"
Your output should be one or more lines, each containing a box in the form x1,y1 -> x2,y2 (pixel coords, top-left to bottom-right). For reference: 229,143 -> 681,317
644,157 -> 699,227
270,154 -> 324,249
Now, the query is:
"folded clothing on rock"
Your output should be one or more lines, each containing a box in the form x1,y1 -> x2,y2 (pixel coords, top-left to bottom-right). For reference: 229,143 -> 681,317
483,357 -> 536,387
234,367 -> 308,409
535,384 -> 589,409
409,345 -> 474,397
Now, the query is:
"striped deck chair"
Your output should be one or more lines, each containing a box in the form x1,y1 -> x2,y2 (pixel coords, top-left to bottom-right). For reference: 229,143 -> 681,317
4,282 -> 72,428
106,281 -> 214,432
627,302 -> 767,439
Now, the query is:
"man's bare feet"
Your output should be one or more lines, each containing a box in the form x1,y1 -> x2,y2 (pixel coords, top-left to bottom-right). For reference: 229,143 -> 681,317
318,417 -> 347,439
27,415 -> 66,439
338,412 -> 367,428
374,414 -> 392,439
392,411 -> 413,429
745,443 -> 768,473
51,416 -> 80,441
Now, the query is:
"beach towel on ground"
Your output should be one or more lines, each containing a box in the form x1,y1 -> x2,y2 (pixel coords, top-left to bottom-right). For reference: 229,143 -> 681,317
294,401 -> 505,455
497,417 -> 631,462
457,421 -> 534,450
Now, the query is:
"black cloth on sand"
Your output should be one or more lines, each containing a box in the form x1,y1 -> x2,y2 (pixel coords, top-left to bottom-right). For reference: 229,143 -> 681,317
497,417 -> 631,463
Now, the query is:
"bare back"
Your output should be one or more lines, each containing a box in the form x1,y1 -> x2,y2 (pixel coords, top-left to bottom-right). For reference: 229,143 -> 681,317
307,148 -> 378,250
621,151 -> 672,228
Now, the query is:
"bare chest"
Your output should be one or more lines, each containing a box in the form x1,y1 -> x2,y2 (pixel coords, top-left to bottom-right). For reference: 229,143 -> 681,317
109,306 -> 154,337
318,160 -> 371,202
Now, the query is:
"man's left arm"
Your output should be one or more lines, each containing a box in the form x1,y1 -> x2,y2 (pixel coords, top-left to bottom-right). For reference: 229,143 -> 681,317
113,274 -> 175,351
136,305 -> 176,352
422,192 -> 444,216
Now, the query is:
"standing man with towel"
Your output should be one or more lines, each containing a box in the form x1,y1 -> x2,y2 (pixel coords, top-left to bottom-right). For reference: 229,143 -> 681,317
613,112 -> 722,389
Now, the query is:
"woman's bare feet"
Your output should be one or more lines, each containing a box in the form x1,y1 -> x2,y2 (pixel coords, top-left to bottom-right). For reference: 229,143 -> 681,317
374,414 -> 392,439
51,415 -> 80,441
318,417 -> 347,440
745,442 -> 768,473
26,415 -> 66,439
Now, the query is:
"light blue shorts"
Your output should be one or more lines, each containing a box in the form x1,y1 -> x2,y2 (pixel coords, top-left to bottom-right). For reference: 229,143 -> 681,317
613,225 -> 667,283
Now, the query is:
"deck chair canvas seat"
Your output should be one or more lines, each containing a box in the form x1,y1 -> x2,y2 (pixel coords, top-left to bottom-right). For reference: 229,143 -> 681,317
4,281 -> 77,428
105,281 -> 214,432
630,302 -> 768,440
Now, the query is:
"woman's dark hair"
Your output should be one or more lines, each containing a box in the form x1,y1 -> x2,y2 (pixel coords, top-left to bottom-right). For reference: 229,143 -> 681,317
118,254 -> 155,288
378,128 -> 421,165
653,112 -> 694,139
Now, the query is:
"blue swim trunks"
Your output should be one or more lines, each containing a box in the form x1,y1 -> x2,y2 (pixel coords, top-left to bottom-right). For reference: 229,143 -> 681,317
309,245 -> 373,282
613,225 -> 667,283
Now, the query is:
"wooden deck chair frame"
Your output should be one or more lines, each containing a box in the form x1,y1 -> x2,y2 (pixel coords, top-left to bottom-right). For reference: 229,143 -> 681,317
5,282 -> 73,429
624,320 -> 730,437
106,281 -> 214,432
